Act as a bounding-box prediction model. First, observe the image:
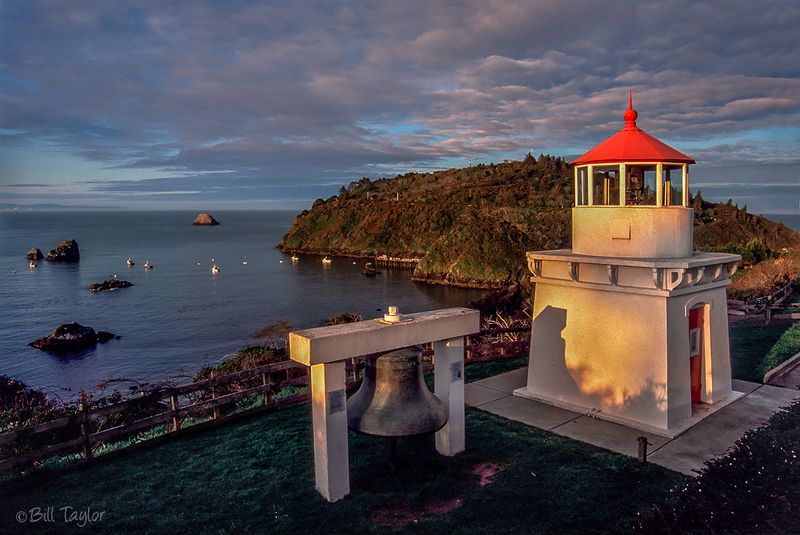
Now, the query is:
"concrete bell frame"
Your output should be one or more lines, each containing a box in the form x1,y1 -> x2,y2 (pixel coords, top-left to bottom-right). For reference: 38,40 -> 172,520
289,307 -> 480,502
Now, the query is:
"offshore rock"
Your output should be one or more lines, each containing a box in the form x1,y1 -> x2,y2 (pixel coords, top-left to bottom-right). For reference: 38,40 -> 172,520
45,239 -> 80,263
29,322 -> 116,353
192,212 -> 220,225
26,248 -> 44,260
89,279 -> 133,292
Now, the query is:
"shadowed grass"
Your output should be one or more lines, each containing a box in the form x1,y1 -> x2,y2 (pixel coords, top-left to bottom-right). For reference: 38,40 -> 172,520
0,404 -> 685,534
730,322 -> 796,382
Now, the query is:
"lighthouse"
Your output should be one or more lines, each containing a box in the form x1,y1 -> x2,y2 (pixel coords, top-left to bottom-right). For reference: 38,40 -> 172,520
514,95 -> 743,437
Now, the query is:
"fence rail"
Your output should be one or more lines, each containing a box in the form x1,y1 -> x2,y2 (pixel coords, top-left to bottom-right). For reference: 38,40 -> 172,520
728,280 -> 795,315
0,324 -> 531,474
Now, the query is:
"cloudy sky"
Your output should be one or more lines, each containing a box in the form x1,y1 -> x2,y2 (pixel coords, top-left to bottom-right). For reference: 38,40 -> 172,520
1,0 -> 798,213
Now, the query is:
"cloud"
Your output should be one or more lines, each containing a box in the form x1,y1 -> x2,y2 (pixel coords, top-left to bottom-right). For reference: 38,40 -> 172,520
1,0 -> 798,212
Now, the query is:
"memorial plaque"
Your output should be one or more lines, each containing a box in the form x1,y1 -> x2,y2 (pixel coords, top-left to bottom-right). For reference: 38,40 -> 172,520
450,361 -> 463,382
328,389 -> 346,414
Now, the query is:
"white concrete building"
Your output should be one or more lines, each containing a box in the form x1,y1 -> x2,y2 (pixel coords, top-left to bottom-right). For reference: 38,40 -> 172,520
514,96 -> 743,437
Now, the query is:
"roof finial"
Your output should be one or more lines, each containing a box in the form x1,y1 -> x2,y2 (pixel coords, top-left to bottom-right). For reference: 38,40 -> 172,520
624,91 -> 638,129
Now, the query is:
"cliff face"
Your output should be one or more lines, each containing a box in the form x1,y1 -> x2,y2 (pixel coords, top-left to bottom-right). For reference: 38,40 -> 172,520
279,156 -> 800,288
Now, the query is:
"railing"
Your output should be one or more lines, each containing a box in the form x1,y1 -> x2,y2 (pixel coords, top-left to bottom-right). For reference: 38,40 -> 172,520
728,281 -> 795,316
0,360 -> 317,474
0,325 -> 531,475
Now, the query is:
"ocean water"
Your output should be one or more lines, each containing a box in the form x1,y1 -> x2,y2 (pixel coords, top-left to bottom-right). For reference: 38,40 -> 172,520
0,211 -> 483,398
761,213 -> 800,232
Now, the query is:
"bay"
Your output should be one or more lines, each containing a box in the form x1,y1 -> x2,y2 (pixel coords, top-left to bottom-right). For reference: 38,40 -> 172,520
0,211 -> 483,398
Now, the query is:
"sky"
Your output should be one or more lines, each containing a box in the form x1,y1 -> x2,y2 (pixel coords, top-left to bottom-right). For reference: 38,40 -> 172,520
1,0 -> 798,213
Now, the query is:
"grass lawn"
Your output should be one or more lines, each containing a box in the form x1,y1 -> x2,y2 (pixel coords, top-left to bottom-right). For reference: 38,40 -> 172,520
3,324 -> 798,533
730,321 -> 800,382
1,402 -> 686,534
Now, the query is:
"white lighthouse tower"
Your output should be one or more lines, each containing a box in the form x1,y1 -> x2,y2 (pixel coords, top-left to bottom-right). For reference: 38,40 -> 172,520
514,95 -> 742,436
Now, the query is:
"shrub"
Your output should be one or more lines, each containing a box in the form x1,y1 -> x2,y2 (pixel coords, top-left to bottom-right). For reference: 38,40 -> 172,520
634,401 -> 800,534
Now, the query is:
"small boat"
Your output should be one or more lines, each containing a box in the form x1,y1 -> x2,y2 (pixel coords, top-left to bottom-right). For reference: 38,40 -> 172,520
143,261 -> 153,270
242,261 -> 248,265
362,262 -> 378,276
322,256 -> 332,265
211,264 -> 220,275
291,254 -> 299,262
28,260 -> 37,269
126,257 -> 135,267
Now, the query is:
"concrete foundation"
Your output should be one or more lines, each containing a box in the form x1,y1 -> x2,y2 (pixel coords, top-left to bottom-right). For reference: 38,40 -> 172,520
515,250 -> 741,436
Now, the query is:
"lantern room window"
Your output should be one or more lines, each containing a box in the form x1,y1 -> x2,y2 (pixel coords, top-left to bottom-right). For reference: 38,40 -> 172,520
576,167 -> 590,205
663,164 -> 684,206
626,165 -> 657,206
593,165 -> 620,205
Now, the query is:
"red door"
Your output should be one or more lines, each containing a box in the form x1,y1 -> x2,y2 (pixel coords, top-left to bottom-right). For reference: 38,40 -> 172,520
688,307 -> 703,403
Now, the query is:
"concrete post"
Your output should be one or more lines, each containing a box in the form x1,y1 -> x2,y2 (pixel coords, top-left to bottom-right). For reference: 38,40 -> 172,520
656,162 -> 663,206
573,166 -> 579,206
310,361 -> 349,502
682,164 -> 689,206
433,336 -> 465,456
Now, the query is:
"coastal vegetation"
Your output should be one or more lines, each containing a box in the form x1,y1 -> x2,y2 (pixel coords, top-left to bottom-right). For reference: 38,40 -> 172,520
728,250 -> 800,302
280,156 -> 800,290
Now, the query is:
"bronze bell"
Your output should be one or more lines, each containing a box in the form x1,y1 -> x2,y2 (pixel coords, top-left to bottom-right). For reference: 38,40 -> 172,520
347,350 -> 447,437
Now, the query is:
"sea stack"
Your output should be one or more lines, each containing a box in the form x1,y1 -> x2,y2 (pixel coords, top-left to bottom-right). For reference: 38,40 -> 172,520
45,239 -> 80,262
29,322 -> 117,352
193,212 -> 220,226
26,248 -> 44,260
89,279 -> 133,292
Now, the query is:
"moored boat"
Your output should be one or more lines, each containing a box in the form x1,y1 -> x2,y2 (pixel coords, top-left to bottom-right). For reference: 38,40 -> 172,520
362,262 -> 378,276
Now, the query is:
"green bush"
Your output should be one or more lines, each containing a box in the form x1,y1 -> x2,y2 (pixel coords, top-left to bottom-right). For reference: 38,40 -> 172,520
635,400 -> 800,533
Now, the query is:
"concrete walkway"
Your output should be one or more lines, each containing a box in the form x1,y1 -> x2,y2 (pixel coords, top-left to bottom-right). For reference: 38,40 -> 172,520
768,358 -> 800,390
466,367 -> 799,475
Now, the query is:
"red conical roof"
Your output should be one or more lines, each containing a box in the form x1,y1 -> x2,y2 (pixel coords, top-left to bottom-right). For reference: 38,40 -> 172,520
570,93 -> 695,165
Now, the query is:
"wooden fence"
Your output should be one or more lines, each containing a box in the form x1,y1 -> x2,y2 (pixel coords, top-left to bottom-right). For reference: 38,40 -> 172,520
0,325 -> 530,474
728,280 -> 796,316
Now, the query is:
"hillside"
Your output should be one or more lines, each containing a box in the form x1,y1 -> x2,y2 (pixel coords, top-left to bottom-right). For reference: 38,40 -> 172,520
279,155 -> 800,288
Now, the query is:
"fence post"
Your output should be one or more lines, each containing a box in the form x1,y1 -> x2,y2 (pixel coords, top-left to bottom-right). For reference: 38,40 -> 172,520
765,296 -> 772,325
170,391 -> 180,432
211,372 -> 220,420
262,372 -> 271,406
78,392 -> 91,461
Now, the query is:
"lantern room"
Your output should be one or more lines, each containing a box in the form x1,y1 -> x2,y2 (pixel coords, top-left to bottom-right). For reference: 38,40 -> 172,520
569,94 -> 696,258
